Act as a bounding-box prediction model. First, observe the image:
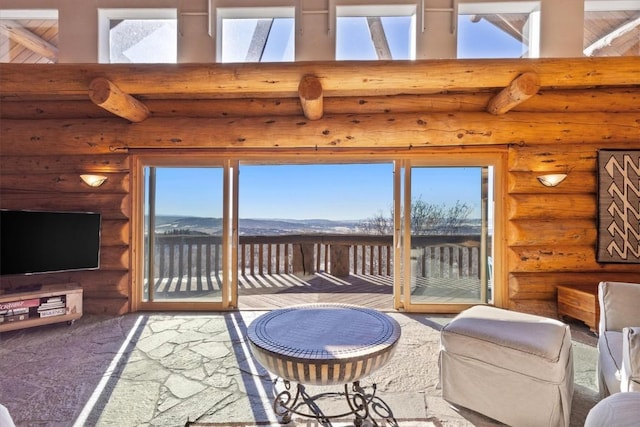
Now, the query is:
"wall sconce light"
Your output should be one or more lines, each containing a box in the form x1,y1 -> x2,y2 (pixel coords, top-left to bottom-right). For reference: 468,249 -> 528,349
537,173 -> 567,187
80,174 -> 108,187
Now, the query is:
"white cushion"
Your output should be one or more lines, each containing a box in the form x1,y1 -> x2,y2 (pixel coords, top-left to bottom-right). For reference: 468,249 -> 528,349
585,392 -> 640,427
622,327 -> 640,392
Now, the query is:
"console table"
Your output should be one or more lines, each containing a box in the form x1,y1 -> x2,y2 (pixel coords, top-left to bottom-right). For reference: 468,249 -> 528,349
247,303 -> 401,425
557,284 -> 599,334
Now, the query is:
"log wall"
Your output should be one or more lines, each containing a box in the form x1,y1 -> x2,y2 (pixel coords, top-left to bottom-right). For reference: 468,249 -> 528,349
2,136 -> 639,317
1,59 -> 639,317
507,143 -> 640,317
0,154 -> 131,315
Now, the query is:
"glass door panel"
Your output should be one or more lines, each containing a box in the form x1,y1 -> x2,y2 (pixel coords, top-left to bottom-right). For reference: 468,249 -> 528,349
404,165 -> 494,307
143,167 -> 225,303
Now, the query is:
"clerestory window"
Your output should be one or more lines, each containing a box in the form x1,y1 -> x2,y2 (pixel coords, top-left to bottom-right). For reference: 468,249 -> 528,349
584,1 -> 640,57
0,9 -> 58,64
98,8 -> 177,64
216,7 -> 295,63
457,1 -> 541,58
336,5 -> 416,60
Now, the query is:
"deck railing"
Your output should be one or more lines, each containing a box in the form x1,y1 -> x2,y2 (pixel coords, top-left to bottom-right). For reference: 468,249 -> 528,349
151,234 -> 483,281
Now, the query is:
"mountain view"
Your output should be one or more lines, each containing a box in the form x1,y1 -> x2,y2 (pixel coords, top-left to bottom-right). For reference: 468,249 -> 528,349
153,215 -> 362,235
153,215 -> 482,236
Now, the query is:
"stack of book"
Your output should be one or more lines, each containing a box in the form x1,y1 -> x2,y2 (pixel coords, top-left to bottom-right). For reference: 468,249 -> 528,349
38,296 -> 67,318
0,298 -> 40,323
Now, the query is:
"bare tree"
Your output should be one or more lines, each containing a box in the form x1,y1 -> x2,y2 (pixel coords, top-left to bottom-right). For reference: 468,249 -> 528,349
361,196 -> 473,235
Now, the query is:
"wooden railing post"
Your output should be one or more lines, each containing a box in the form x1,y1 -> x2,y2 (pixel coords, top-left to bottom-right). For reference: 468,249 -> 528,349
292,243 -> 315,276
330,244 -> 350,277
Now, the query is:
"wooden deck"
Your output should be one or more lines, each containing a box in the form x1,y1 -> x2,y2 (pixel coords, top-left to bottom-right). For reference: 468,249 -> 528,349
149,272 -> 485,311
238,273 -> 395,310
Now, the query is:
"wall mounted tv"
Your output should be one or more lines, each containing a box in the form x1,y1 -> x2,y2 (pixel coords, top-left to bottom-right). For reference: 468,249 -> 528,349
0,210 -> 101,276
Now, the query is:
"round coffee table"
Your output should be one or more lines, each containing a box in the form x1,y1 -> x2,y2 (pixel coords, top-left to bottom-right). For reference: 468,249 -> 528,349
247,303 -> 401,425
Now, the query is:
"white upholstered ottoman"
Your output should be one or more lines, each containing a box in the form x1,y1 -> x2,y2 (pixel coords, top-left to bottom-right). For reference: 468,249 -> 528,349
439,305 -> 574,427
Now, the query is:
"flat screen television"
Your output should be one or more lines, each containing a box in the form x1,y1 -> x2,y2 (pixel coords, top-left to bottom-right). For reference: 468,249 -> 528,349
0,209 -> 101,276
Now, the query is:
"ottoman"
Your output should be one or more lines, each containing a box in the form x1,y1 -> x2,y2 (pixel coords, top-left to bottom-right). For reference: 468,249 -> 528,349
439,305 -> 574,427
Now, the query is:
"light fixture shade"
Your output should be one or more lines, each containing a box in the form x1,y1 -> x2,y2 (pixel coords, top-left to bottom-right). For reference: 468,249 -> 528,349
537,173 -> 567,187
80,174 -> 108,187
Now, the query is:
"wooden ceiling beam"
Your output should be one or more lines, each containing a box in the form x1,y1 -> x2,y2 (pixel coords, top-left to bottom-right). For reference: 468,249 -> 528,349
88,77 -> 150,123
367,17 -> 392,60
487,72 -> 540,115
1,58 -> 638,101
2,88 -> 639,120
584,16 -> 640,57
0,20 -> 58,62
298,75 -> 323,120
2,112 -> 637,155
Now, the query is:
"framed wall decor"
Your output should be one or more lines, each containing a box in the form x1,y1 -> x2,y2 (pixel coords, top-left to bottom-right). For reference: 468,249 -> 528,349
597,150 -> 640,263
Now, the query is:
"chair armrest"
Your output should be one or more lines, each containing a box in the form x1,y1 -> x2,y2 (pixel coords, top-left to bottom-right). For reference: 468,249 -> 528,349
621,326 -> 640,392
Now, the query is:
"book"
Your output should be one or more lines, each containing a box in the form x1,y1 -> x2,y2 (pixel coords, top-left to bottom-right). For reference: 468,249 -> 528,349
38,302 -> 66,311
0,298 -> 41,311
39,307 -> 66,318
0,312 -> 29,323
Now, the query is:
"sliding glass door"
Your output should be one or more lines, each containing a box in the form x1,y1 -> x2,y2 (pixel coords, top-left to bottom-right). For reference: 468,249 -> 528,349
398,155 -> 502,312
131,153 -> 502,313
135,158 -> 237,310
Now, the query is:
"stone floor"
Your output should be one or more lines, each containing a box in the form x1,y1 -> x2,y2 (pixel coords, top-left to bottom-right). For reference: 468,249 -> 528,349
0,311 -> 599,427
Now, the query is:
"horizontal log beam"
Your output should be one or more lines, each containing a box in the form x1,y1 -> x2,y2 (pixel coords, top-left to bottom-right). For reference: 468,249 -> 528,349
1,57 -> 639,101
508,171 -> 595,193
508,194 -> 595,220
2,88 -> 639,120
507,219 -> 596,246
1,112 -> 637,155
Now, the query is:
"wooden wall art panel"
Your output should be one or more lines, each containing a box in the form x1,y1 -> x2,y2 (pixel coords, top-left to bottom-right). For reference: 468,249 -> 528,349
597,150 -> 640,263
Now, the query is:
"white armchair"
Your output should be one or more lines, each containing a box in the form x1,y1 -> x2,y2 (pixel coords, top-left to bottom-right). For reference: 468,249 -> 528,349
597,281 -> 640,397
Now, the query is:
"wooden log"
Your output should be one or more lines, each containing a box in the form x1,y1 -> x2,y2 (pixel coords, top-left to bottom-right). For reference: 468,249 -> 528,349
0,20 -> 58,62
507,219 -> 596,246
3,88 -> 639,120
509,272 -> 640,300
0,154 -> 129,174
487,72 -> 540,115
507,300 -> 558,319
100,246 -> 130,270
298,75 -> 323,120
519,88 -> 640,113
509,145 -> 597,172
1,57 -> 638,100
83,297 -> 130,315
0,193 -> 130,219
508,171 -> 595,193
100,219 -> 131,247
0,172 -> 129,193
507,194 -> 595,220
89,77 -> 150,122
507,246 -> 635,273
1,112 -> 638,155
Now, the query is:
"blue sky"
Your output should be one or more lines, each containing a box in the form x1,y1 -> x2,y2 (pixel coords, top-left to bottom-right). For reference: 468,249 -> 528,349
146,13 -> 519,220
153,165 -> 483,220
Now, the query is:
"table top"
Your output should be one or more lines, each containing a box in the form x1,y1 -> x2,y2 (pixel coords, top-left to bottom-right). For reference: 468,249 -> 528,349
556,284 -> 599,295
247,303 -> 401,362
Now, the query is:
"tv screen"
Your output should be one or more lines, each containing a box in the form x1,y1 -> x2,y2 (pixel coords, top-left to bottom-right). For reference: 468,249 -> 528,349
0,210 -> 101,276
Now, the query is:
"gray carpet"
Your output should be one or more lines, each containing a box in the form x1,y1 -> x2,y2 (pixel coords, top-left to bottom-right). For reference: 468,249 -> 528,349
0,311 -> 599,426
